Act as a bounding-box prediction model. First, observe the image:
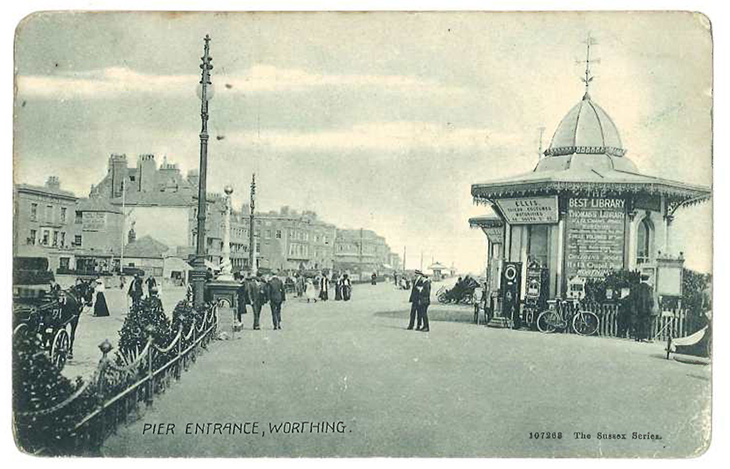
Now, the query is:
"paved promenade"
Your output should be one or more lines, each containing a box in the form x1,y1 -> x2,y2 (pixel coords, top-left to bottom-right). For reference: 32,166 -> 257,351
101,282 -> 710,458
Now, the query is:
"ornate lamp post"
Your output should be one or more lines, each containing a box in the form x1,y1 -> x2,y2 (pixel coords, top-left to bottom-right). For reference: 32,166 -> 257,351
191,34 -> 214,308
218,185 -> 234,281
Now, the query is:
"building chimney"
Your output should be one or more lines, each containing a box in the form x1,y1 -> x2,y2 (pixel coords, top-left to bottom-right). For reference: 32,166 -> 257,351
45,176 -> 60,190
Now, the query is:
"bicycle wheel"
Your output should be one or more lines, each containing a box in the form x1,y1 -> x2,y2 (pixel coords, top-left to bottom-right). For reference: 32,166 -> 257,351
572,311 -> 599,336
536,310 -> 558,333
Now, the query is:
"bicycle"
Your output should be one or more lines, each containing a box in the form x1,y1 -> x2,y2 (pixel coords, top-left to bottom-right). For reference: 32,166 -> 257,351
536,298 -> 599,336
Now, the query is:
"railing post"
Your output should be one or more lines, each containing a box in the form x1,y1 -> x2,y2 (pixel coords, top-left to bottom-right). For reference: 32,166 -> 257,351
177,329 -> 182,380
95,339 -> 113,448
144,325 -> 155,406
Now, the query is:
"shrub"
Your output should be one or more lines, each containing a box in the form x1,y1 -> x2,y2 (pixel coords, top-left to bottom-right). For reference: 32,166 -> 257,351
12,332 -> 97,454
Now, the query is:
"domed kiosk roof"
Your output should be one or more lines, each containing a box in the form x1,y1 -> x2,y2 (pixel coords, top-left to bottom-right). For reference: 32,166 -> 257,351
534,93 -> 638,174
471,91 -> 711,205
547,93 -> 624,156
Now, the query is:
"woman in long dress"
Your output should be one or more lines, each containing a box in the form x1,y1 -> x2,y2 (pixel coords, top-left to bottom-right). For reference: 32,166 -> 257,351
306,278 -> 317,303
93,279 -> 110,317
334,278 -> 343,301
319,274 -> 330,301
342,274 -> 352,301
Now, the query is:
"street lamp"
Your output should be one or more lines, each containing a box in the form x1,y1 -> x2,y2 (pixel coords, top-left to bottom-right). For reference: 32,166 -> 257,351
191,34 -> 214,308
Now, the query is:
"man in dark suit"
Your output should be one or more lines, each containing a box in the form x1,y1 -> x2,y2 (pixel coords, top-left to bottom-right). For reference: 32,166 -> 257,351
267,272 -> 286,330
128,273 -> 143,305
235,275 -> 249,326
407,270 -> 424,330
246,274 -> 266,330
416,272 -> 432,332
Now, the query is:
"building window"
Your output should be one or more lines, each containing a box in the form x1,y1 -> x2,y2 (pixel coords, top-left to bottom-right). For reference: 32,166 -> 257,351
60,207 -> 67,223
636,218 -> 653,265
46,205 -> 53,222
60,232 -> 66,247
74,234 -> 82,246
59,257 -> 70,270
41,230 -> 50,246
265,230 -> 272,239
28,229 -> 36,245
75,211 -> 83,224
275,230 -> 282,239
52,231 -> 59,247
30,203 -> 38,221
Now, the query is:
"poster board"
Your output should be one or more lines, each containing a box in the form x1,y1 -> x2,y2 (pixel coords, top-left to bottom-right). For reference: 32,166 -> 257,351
565,197 -> 626,279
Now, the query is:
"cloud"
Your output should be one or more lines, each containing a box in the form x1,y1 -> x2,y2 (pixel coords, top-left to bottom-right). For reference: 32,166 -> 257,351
16,65 -> 465,100
223,121 -> 519,152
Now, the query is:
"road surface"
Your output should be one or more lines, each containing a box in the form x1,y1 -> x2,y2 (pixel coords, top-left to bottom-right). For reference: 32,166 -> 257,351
102,281 -> 710,458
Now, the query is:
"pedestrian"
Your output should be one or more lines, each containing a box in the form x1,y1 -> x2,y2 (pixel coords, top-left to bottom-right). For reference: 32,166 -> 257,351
93,278 -> 110,317
633,274 -> 658,342
415,271 -> 432,332
128,273 -> 144,306
371,272 -> 377,285
119,273 -> 126,289
145,276 -> 157,297
246,275 -> 266,330
236,277 -> 249,327
617,287 -> 632,339
407,270 -> 424,330
306,278 -> 317,303
335,277 -> 343,301
267,271 -> 286,330
342,274 -> 352,301
319,272 -> 330,301
296,274 -> 305,298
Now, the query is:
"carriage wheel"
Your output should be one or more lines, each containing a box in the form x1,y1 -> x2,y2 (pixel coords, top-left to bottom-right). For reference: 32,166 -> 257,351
51,328 -> 71,370
438,292 -> 448,304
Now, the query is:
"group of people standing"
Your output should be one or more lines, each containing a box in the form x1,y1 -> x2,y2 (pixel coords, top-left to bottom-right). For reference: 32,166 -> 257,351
295,272 -> 352,303
235,273 -> 287,330
127,273 -> 159,306
407,270 -> 431,332
617,274 -> 660,342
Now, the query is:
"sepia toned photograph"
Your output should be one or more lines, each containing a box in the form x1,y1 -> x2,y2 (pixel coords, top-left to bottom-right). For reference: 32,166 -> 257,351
11,10 -> 713,458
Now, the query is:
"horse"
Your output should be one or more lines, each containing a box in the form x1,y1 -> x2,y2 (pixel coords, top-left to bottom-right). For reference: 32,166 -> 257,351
60,283 -> 93,359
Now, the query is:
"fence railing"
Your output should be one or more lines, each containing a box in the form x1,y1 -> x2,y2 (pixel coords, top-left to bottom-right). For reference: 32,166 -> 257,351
14,303 -> 219,456
565,302 -> 701,341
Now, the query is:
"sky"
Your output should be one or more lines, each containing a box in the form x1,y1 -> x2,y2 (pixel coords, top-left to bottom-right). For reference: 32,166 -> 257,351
12,11 -> 713,273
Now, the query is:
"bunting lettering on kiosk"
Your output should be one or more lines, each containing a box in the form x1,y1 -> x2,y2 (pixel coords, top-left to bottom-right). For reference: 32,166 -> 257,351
495,196 -> 559,225
565,197 -> 626,279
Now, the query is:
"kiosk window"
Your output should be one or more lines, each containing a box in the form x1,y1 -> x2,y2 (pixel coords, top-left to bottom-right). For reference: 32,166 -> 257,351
636,218 -> 653,264
528,225 -> 549,267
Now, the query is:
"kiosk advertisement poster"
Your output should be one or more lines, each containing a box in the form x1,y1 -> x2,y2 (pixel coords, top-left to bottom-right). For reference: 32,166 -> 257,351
495,196 -> 558,225
565,197 -> 626,279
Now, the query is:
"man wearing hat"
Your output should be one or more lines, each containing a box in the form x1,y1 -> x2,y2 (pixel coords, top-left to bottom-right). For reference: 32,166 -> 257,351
128,273 -> 144,306
267,271 -> 286,330
415,270 -> 432,332
634,273 -> 658,342
407,270 -> 431,331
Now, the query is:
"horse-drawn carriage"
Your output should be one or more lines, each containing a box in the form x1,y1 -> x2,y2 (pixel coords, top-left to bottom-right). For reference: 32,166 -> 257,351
13,257 -> 85,371
437,276 -> 481,304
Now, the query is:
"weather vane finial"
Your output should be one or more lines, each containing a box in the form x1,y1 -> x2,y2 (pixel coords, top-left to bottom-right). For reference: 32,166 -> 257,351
577,32 -> 600,99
